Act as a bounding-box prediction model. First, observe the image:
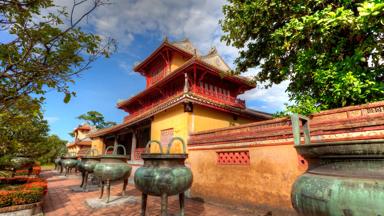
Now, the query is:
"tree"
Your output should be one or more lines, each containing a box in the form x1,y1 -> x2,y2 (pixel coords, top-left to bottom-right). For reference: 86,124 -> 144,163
0,95 -> 67,166
221,1 -> 384,114
0,96 -> 48,164
37,135 -> 67,164
0,0 -> 116,112
77,111 -> 116,129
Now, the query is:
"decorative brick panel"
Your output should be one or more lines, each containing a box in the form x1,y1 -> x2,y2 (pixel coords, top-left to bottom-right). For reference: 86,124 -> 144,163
217,151 -> 250,165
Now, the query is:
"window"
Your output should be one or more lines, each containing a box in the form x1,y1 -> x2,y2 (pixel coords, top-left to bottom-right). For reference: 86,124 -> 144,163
161,128 -> 174,147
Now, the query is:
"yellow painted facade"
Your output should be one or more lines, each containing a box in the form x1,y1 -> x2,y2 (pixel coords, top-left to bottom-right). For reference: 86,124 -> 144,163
192,104 -> 253,132
148,104 -> 254,154
150,104 -> 189,153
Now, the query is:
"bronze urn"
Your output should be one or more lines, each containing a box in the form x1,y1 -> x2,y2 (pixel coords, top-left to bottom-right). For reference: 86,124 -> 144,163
9,156 -> 34,177
134,137 -> 193,216
78,149 -> 100,191
290,114 -> 384,216
54,157 -> 61,171
61,153 -> 78,176
93,145 -> 132,203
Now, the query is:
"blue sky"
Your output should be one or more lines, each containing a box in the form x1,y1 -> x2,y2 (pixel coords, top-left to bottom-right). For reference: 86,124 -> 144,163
5,0 -> 290,141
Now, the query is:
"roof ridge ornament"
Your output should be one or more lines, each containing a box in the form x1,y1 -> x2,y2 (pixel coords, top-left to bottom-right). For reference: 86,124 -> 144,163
163,36 -> 169,43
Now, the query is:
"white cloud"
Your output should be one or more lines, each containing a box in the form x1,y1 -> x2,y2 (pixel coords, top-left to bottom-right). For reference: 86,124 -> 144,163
53,0 -> 224,52
53,0 -> 290,110
240,81 -> 290,112
118,61 -> 136,76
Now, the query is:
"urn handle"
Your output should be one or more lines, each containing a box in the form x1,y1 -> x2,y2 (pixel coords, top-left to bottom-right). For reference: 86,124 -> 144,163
105,145 -> 127,155
105,146 -> 114,155
145,140 -> 163,154
115,144 -> 127,155
167,137 -> 186,154
291,113 -> 311,146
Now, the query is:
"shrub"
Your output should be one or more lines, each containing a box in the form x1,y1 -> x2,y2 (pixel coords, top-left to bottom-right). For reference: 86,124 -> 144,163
0,177 -> 47,208
15,166 -> 41,176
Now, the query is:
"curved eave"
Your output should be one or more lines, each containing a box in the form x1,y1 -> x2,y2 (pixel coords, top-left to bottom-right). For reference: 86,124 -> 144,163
117,58 -> 255,110
133,41 -> 194,74
67,140 -> 92,148
193,58 -> 255,88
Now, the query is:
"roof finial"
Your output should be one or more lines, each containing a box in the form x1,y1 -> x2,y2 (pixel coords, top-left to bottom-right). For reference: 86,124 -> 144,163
163,36 -> 169,43
209,46 -> 217,54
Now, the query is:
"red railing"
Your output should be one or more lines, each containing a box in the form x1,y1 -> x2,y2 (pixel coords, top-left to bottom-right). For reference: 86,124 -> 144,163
124,89 -> 184,122
193,85 -> 245,108
134,148 -> 145,160
123,84 -> 245,123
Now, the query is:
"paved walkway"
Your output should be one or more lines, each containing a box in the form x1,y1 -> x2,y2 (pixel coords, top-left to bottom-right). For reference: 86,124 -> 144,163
42,170 -> 268,216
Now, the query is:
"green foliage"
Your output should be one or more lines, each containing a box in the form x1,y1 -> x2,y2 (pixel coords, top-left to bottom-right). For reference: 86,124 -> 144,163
36,135 -> 67,164
0,96 -> 48,160
0,96 -> 67,165
221,0 -> 384,115
0,0 -> 116,111
77,111 -> 116,129
0,0 -> 113,165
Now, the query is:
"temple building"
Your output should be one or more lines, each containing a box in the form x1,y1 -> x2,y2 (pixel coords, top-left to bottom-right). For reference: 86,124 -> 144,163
88,39 -> 271,165
67,124 -> 94,156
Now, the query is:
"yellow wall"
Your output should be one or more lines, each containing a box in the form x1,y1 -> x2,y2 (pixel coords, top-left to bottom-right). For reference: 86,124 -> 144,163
91,138 -> 105,155
192,104 -> 253,132
170,53 -> 187,73
149,104 -> 255,154
150,104 -> 189,153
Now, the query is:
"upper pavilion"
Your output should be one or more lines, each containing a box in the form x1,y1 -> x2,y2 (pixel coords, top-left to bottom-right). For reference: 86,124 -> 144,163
67,124 -> 94,156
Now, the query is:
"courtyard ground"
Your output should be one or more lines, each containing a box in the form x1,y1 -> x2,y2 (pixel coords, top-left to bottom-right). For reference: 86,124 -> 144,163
42,170 -> 271,216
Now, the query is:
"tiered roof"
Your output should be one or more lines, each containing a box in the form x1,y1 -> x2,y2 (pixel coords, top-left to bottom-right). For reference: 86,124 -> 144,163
68,123 -> 94,147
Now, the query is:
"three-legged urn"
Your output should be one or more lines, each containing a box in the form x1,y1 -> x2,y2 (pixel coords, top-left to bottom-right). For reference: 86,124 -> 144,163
134,137 -> 193,216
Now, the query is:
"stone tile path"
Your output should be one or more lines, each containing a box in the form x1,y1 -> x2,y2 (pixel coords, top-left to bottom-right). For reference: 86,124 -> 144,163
42,170 -> 268,216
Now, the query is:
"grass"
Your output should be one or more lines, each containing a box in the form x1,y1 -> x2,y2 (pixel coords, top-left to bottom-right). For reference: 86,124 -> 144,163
40,163 -> 55,171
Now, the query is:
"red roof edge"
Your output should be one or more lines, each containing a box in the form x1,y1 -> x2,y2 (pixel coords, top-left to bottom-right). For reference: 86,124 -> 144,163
133,41 -> 194,74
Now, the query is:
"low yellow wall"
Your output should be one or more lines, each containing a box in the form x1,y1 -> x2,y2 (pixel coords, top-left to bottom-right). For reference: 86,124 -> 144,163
192,104 -> 253,132
188,144 -> 302,213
